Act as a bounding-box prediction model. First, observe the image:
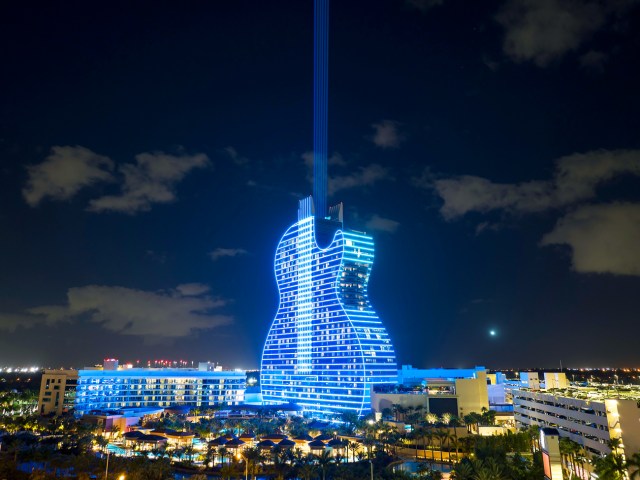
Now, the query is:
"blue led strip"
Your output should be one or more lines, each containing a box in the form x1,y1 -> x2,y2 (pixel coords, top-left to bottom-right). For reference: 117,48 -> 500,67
313,0 -> 329,219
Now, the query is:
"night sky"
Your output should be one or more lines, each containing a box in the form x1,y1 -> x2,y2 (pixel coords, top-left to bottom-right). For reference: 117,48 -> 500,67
1,0 -> 639,369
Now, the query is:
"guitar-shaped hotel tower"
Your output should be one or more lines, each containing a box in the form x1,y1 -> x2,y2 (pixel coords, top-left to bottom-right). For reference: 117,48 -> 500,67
260,0 -> 398,417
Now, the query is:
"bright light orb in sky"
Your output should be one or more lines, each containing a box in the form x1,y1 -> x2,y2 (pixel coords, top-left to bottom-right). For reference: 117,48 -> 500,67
489,330 -> 497,337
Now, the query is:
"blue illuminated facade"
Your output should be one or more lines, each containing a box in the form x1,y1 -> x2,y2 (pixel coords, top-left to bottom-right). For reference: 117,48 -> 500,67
74,368 -> 246,416
261,197 -> 397,418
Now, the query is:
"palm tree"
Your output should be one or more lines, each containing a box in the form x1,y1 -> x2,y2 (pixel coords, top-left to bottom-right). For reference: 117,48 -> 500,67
436,429 -> 450,463
346,440 -> 359,463
95,435 -> 109,453
450,436 -> 461,464
449,416 -> 462,463
559,437 -> 575,478
157,444 -> 169,460
221,463 -> 238,480
315,450 -> 333,480
425,429 -> 436,461
271,450 -> 290,480
417,462 -> 432,477
468,459 -> 505,480
218,446 -> 229,466
575,443 -> 589,479
426,413 -> 439,425
441,413 -> 452,426
407,430 -> 419,460
608,437 -> 623,454
183,444 -> 196,466
524,425 -> 540,454
483,458 -> 505,480
243,446 -> 265,480
594,453 -> 627,480
452,460 -> 475,480
626,452 -> 640,480
297,456 -> 318,480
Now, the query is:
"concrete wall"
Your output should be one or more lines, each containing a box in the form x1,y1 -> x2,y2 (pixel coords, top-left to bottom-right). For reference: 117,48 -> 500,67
544,372 -> 568,389
38,370 -> 78,416
456,371 -> 489,417
519,372 -> 540,390
610,399 -> 640,462
371,392 -> 430,413
487,384 -> 507,404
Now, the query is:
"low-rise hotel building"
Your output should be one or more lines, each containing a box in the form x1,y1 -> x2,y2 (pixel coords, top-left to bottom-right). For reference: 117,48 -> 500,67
371,366 -> 489,418
74,360 -> 246,416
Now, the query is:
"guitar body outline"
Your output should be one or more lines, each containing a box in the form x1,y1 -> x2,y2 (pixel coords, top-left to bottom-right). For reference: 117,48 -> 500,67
261,197 -> 397,417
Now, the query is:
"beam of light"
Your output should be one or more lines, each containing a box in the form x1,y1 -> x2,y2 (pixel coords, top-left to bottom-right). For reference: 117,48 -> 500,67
313,0 -> 329,219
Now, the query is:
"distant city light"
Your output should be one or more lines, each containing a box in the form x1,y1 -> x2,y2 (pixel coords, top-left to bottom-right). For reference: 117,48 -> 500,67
0,366 -> 39,373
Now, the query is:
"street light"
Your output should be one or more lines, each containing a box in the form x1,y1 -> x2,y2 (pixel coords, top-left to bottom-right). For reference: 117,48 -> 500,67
236,452 -> 248,480
367,444 -> 374,480
104,451 -> 110,480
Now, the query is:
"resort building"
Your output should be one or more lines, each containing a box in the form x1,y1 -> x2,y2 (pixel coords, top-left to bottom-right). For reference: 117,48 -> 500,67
261,198 -> 397,418
260,0 -> 397,419
513,388 -> 640,457
38,369 -> 78,415
74,360 -> 246,416
81,407 -> 164,435
370,366 -> 489,418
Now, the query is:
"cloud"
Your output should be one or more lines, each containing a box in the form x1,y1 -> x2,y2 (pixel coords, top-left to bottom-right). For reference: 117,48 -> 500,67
23,146 -> 210,213
302,151 -> 386,196
406,0 -> 445,12
541,203 -> 640,275
88,152 -> 209,213
365,214 -> 400,233
0,284 -> 231,337
0,313 -> 48,332
175,283 -> 211,296
209,248 -> 248,261
371,120 -> 405,149
223,146 -> 249,166
418,149 -> 640,277
423,149 -> 640,220
145,250 -> 167,264
23,146 -> 115,206
430,175 -> 552,220
475,221 -> 501,235
495,0 -> 636,67
330,164 -> 389,196
579,50 -> 608,71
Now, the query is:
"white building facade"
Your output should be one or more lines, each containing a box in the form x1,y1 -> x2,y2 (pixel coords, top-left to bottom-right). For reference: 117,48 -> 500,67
513,389 -> 640,457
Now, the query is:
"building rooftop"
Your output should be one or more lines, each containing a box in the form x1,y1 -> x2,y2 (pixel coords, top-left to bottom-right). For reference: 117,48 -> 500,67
77,368 -> 246,377
516,385 -> 640,403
